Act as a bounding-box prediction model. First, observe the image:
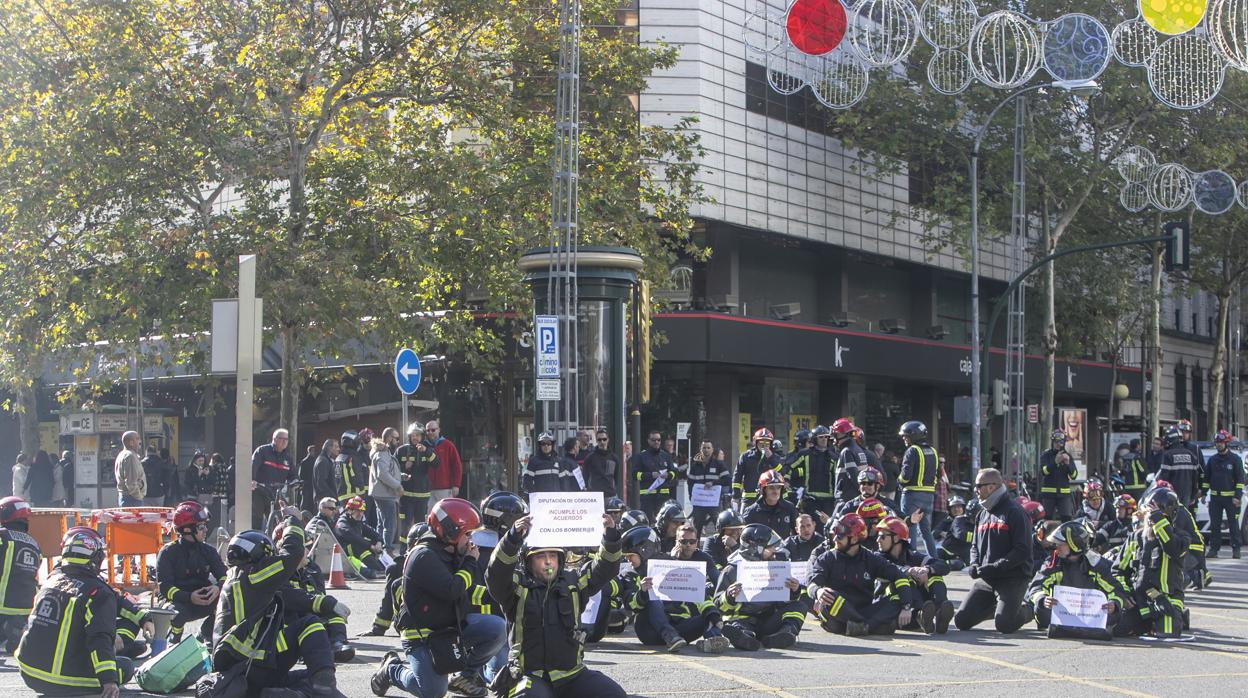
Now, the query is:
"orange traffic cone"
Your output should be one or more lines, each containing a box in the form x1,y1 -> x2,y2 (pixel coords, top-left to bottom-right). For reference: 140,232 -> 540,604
328,543 -> 350,590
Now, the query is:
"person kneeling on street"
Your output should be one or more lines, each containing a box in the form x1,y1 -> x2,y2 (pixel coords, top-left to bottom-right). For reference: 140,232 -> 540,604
213,509 -> 338,697
713,524 -> 806,650
876,515 -> 955,634
372,498 -> 507,698
954,468 -> 1035,634
808,513 -> 916,637
624,525 -> 729,654
1028,520 -> 1129,640
486,511 -> 627,697
157,500 -> 226,644
17,527 -> 132,697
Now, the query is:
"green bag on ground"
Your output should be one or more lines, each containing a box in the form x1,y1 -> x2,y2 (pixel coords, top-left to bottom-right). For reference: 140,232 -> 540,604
136,635 -> 212,694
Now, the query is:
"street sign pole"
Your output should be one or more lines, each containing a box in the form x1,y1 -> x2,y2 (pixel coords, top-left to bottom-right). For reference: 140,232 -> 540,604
234,255 -> 257,534
402,393 -> 408,435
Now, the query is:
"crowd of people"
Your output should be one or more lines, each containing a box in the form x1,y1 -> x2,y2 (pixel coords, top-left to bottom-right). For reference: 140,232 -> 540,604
0,412 -> 1238,698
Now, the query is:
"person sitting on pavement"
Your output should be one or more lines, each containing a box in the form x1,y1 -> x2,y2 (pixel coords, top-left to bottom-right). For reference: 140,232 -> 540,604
623,524 -> 729,654
954,468 -> 1035,635
936,497 -> 975,569
273,520 -> 355,663
1027,520 -> 1130,640
670,520 -> 721,590
335,495 -> 386,579
0,496 -> 41,653
713,524 -> 806,650
808,513 -> 916,637
485,512 -> 627,697
1080,481 -> 1113,529
114,595 -> 155,659
1149,479 -> 1207,590
875,515 -> 955,634
156,500 -> 226,644
1098,494 -> 1137,553
1118,488 -> 1190,641
743,470 -> 798,537
652,501 -> 687,552
701,510 -> 744,570
618,509 -> 649,532
582,541 -> 640,644
782,513 -> 826,564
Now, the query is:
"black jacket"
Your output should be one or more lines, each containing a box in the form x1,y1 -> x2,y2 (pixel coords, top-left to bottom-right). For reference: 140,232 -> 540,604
395,533 -> 482,638
312,454 -> 338,506
686,455 -> 729,500
1118,450 -> 1152,493
184,462 -> 218,500
969,493 -> 1032,581
16,565 -> 122,689
394,442 -> 437,498
156,539 -> 226,606
796,447 -> 836,497
782,532 -> 826,562
1158,445 -> 1201,505
212,517 -> 305,668
1027,550 -> 1128,609
487,527 -> 622,684
633,448 -> 677,497
733,449 -> 782,503
835,441 -> 870,501
807,546 -> 912,610
743,498 -> 798,537
334,453 -> 368,501
522,451 -> 573,494
582,448 -> 619,496
0,526 -> 41,614
898,443 -> 939,493
938,515 -> 973,563
700,534 -> 735,569
714,550 -> 802,618
1203,450 -> 1244,497
1134,512 -> 1188,596
142,454 -> 169,499
1039,448 -> 1077,494
251,444 -> 295,487
335,513 -> 382,556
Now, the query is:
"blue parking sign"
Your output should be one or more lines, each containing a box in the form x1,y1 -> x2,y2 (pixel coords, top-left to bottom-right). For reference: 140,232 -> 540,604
535,315 -> 560,378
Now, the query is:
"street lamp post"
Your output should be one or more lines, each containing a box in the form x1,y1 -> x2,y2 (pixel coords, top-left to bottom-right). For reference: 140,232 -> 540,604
970,80 -> 1100,472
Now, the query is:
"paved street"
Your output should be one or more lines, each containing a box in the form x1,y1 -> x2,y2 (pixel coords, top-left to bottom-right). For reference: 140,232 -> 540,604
2,554 -> 1243,697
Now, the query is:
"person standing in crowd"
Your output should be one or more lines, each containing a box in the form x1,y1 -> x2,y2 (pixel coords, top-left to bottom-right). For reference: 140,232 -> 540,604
1158,426 -> 1201,509
53,450 -> 73,507
733,428 -> 781,512
1203,429 -> 1243,559
582,429 -> 620,498
370,429 -> 404,550
394,424 -> 437,534
898,420 -> 940,556
11,453 -> 30,500
876,443 -> 900,507
522,432 -> 572,494
210,453 -> 232,525
832,419 -> 867,505
1119,439 -> 1152,503
313,439 -> 341,508
140,444 -> 166,507
0,497 -> 40,652
251,427 -> 296,529
633,430 -> 676,518
796,426 -> 837,519
1144,436 -> 1166,474
687,439 -> 729,534
28,451 -> 53,507
1039,430 -> 1076,521
183,451 -> 218,527
425,420 -> 463,506
160,448 -> 181,505
562,438 -> 584,490
299,443 -> 322,512
954,468 -> 1034,634
336,430 -> 367,506
115,431 -> 146,506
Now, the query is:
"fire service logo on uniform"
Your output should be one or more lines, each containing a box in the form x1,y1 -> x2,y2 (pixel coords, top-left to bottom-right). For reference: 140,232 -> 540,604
835,338 -> 850,368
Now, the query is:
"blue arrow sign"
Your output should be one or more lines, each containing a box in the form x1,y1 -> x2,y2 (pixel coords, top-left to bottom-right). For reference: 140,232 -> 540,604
394,348 -> 422,395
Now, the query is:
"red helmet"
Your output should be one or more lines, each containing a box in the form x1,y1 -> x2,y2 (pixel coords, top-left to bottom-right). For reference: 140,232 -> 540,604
1154,479 -> 1173,491
1215,429 -> 1233,443
357,427 -> 375,443
752,428 -> 774,444
1084,481 -> 1103,496
856,497 -> 888,521
1176,419 -> 1193,433
757,469 -> 786,492
344,496 -> 367,512
428,497 -> 481,545
831,418 -> 855,437
0,496 -> 30,525
875,515 -> 910,542
1022,500 -> 1045,522
830,513 -> 867,541
172,500 -> 210,533
857,466 -> 884,485
1114,493 -> 1137,511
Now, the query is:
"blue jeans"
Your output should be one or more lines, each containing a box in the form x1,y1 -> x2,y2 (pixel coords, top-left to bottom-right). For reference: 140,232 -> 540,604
389,613 -> 508,698
119,493 -> 144,507
901,489 -> 938,556
374,497 -> 399,547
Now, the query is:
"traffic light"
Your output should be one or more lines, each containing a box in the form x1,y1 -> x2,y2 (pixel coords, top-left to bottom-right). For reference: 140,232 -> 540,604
1164,220 -> 1189,272
992,379 -> 1010,416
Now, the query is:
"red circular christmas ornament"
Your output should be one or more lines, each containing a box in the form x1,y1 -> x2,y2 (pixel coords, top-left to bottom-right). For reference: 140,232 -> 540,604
786,0 -> 848,55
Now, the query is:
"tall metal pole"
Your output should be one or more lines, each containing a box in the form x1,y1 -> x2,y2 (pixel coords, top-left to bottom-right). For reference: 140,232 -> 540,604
234,255 -> 257,533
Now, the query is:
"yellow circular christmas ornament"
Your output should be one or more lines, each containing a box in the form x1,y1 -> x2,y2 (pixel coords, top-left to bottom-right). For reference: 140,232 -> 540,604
1139,0 -> 1209,35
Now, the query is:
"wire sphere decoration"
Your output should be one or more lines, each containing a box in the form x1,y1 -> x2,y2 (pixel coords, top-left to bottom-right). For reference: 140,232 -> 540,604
970,11 -> 1042,89
1238,180 -> 1248,209
1112,18 -> 1162,66
928,48 -> 976,94
1121,183 -> 1152,212
1043,13 -> 1112,82
786,0 -> 850,56
1149,163 -> 1194,211
849,0 -> 922,67
1193,169 -> 1239,214
744,5 -> 788,59
919,0 -> 979,49
768,44 -> 812,95
1147,32 -> 1227,109
1116,145 -> 1159,183
1208,0 -> 1248,71
1139,0 -> 1210,36
810,51 -> 872,108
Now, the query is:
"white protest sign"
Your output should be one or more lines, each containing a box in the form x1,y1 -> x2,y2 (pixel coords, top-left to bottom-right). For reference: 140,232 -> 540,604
791,560 -> 810,586
572,466 -> 586,491
580,590 -> 602,624
690,484 -> 722,507
676,422 -> 691,440
527,492 -> 604,548
738,560 -> 791,602
1051,585 -> 1108,629
647,559 -> 707,604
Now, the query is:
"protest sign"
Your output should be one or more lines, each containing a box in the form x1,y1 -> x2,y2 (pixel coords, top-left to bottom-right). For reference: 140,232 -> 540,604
647,559 -> 707,604
528,492 -> 604,548
690,484 -> 722,507
1051,585 -> 1108,629
739,560 -> 791,602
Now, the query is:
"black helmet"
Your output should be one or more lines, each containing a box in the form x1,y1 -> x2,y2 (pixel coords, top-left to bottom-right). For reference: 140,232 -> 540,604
406,522 -> 430,546
620,510 -> 649,531
537,431 -> 556,445
738,524 -> 780,561
621,526 -> 661,560
655,501 -> 687,531
481,491 -> 528,533
772,439 -> 786,454
716,509 -> 745,534
227,530 -> 274,567
1143,487 -> 1180,517
1163,425 -> 1183,448
605,496 -> 626,513
341,430 -> 358,451
811,425 -> 831,439
1047,520 -> 1094,554
947,495 -> 967,510
794,429 -> 811,448
898,421 -> 928,441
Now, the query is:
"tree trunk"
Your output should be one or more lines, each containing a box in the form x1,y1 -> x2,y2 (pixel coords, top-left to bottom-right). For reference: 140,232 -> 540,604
1210,287 -> 1232,434
17,378 -> 39,461
1041,190 -> 1056,440
280,324 -> 301,454
1149,221 -> 1163,441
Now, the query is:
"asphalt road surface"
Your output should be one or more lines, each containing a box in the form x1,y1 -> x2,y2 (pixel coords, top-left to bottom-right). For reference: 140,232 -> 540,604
4,556 -> 1247,697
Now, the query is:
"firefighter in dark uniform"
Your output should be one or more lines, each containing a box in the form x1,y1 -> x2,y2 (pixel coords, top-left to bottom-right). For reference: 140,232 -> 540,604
1027,520 -> 1129,640
273,521 -> 355,662
114,595 -> 154,659
16,527 -> 131,697
336,495 -> 386,578
897,420 -> 940,556
1158,426 -> 1201,509
653,501 -> 688,552
701,509 -> 744,570
632,430 -> 677,518
783,513 -> 825,563
687,440 -> 730,534
714,524 -> 807,650
835,467 -> 899,550
781,429 -> 810,500
937,497 -> 975,569
743,470 -> 798,537
214,512 -> 337,695
832,419 -> 867,505
1039,430 -> 1077,521
622,525 -> 729,654
1122,488 -> 1189,639
732,428 -> 782,512
875,515 -> 955,634
523,432 -> 574,495
366,522 -> 428,637
336,430 -> 368,505
1118,441 -> 1152,503
394,423 -> 437,538
1177,419 -> 1206,474
0,496 -> 41,652
807,513 -> 915,636
794,426 -> 837,519
1203,429 -> 1243,558
157,499 -> 226,643
1099,494 -> 1137,552
485,511 -> 626,697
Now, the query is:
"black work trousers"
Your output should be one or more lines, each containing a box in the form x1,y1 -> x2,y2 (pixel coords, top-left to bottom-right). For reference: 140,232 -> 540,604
954,575 -> 1031,634
510,668 -> 627,698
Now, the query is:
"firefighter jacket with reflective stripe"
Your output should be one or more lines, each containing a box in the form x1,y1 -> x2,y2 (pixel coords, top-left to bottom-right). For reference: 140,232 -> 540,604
1027,550 -> 1128,608
16,566 -> 122,689
878,545 -> 949,603
743,498 -> 798,537
713,549 -> 803,619
806,547 -> 913,611
835,442 -> 870,501
1039,448 -> 1076,494
1118,451 -> 1152,493
396,533 -> 481,640
0,527 -> 41,615
794,447 -> 836,497
733,449 -> 782,502
281,563 -> 341,620
395,442 -> 437,498
523,452 -> 575,494
899,444 -> 939,493
1203,451 -> 1244,498
632,448 -> 677,496
335,454 -> 364,501
1134,512 -> 1188,596
212,517 -> 306,667
487,527 -> 622,684
686,456 -> 730,492
156,539 -> 226,606
1158,446 -> 1201,505
335,513 -> 382,558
